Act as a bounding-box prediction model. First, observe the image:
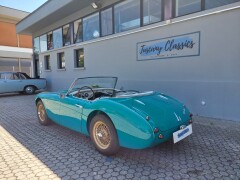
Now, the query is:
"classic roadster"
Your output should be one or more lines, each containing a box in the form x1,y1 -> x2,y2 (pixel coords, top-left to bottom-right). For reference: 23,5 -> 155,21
36,77 -> 192,155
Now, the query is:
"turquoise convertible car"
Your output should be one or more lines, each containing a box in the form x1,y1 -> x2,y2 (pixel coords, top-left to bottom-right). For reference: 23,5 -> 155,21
36,77 -> 193,155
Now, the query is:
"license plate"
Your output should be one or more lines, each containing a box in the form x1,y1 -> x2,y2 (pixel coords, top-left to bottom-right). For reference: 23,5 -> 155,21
173,124 -> 192,144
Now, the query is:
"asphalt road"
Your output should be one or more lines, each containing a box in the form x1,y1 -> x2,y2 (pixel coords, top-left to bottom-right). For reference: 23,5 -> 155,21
0,94 -> 239,180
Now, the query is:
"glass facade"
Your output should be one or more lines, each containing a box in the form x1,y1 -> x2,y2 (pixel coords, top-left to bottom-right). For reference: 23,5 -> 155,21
143,0 -> 163,25
53,28 -> 63,49
58,52 -> 65,69
47,32 -> 53,50
101,8 -> 113,36
40,34 -> 47,52
83,13 -> 100,41
74,19 -> 83,43
75,49 -> 84,68
34,0 -> 238,54
175,0 -> 201,17
34,37 -> 40,53
205,0 -> 239,9
63,24 -> 73,46
44,55 -> 51,70
114,0 -> 140,33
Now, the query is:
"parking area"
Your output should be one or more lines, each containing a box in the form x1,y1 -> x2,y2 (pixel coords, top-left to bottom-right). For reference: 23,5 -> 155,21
0,94 -> 239,180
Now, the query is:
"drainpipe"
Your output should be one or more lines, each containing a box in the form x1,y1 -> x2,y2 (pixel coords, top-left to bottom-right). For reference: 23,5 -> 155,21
18,58 -> 21,72
17,34 -> 21,72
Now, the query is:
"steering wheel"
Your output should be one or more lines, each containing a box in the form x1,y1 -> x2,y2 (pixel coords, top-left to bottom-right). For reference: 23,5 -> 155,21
77,86 -> 95,100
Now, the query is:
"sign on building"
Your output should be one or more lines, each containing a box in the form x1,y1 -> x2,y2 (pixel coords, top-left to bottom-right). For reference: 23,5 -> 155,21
137,32 -> 200,61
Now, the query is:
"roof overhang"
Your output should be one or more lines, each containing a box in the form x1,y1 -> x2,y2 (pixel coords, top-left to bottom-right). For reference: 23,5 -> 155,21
16,0 -> 96,35
0,6 -> 29,23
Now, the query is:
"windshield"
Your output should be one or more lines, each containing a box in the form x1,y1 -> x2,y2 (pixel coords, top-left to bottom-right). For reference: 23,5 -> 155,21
68,77 -> 118,94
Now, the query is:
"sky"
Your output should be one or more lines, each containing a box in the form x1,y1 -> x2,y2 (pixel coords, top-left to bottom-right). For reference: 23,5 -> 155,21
0,0 -> 48,13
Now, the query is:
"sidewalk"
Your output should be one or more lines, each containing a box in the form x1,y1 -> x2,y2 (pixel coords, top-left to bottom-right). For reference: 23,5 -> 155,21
0,94 -> 239,179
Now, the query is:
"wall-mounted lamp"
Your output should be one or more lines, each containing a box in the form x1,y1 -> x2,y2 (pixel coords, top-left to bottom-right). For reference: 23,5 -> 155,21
91,2 -> 101,9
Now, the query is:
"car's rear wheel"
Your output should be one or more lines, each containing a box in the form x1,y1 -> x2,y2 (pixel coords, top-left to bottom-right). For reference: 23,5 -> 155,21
90,114 -> 119,155
37,101 -> 51,126
24,86 -> 36,95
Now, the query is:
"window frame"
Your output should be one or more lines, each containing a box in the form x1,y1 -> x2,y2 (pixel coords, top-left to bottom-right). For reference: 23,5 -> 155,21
73,19 -> 83,44
82,12 -> 100,41
57,52 -> 65,70
52,27 -> 63,49
63,23 -> 74,46
74,48 -> 85,68
44,55 -> 51,70
39,34 -> 47,52
173,0 -> 203,18
142,0 -> 164,26
33,37 -> 40,54
100,7 -> 114,37
47,31 -> 53,50
114,0 -> 141,33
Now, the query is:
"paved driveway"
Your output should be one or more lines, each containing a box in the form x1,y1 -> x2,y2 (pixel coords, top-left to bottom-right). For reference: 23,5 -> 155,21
0,94 -> 239,180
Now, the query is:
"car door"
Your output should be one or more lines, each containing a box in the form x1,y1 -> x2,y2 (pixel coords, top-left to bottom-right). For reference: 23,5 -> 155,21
0,73 -> 7,93
58,94 -> 88,132
4,73 -> 24,92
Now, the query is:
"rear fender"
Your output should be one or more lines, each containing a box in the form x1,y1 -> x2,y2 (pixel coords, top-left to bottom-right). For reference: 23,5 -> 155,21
84,99 -> 155,149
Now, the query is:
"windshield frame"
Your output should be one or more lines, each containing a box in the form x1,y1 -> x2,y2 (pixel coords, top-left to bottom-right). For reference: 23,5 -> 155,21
66,76 -> 118,95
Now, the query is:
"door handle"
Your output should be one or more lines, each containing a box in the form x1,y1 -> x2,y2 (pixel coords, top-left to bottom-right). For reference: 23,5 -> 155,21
75,104 -> 83,108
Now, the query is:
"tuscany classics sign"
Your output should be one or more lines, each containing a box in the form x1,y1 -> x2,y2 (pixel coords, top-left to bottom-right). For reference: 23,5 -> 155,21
137,32 -> 200,61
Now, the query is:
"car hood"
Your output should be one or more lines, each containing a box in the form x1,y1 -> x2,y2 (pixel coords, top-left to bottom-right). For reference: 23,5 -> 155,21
113,92 -> 191,131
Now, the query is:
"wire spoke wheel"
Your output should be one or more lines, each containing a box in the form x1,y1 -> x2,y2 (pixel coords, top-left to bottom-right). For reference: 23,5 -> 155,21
93,121 -> 111,149
37,100 -> 51,126
38,104 -> 45,122
90,114 -> 119,155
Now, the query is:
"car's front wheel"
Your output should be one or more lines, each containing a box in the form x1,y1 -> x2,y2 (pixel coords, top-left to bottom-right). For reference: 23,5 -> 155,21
37,101 -> 51,126
90,114 -> 119,155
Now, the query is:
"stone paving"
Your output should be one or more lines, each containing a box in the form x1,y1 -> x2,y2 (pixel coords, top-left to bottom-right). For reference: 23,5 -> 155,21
0,94 -> 239,180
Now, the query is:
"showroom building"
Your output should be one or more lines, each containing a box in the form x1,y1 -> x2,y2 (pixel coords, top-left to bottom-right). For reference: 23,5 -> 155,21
17,0 -> 240,121
0,6 -> 33,76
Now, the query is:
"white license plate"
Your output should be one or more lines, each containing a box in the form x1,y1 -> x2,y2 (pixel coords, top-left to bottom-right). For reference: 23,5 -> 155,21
173,124 -> 192,144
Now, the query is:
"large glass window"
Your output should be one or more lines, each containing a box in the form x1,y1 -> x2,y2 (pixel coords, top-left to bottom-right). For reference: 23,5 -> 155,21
143,0 -> 163,25
205,0 -> 239,10
114,0 -> 140,33
63,24 -> 73,46
74,19 -> 83,43
75,49 -> 84,68
40,34 -> 47,52
53,28 -> 63,49
175,0 -> 201,17
83,13 -> 100,41
57,52 -> 65,69
101,8 -> 113,36
34,37 -> 40,54
44,55 -> 51,70
47,32 -> 53,50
